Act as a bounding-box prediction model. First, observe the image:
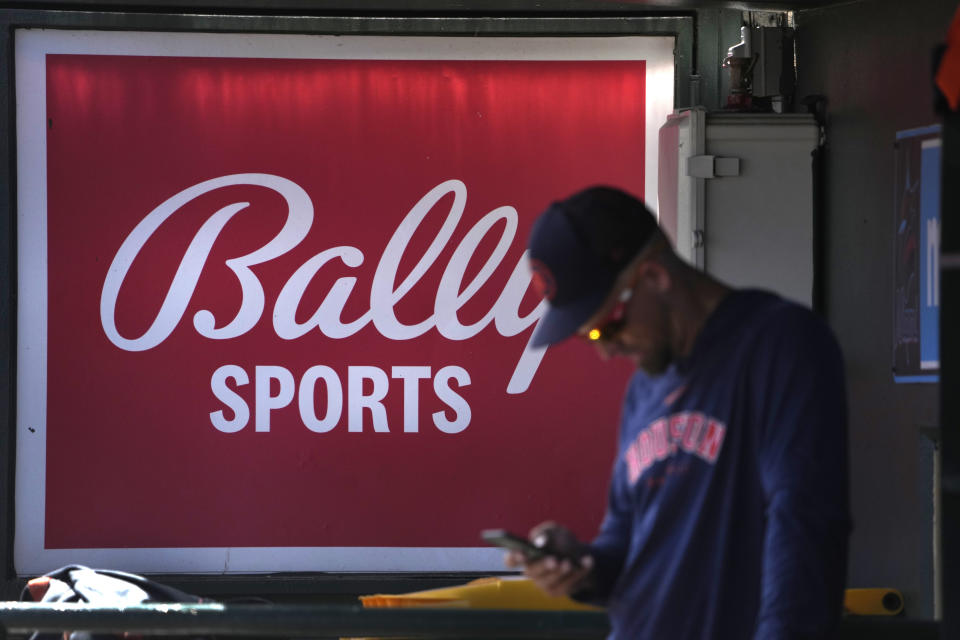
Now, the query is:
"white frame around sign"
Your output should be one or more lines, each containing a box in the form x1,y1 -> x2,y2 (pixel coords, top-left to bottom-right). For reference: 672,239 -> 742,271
15,29 -> 674,575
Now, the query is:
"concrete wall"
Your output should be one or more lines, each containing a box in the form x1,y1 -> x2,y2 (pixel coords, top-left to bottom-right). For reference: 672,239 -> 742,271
795,0 -> 956,619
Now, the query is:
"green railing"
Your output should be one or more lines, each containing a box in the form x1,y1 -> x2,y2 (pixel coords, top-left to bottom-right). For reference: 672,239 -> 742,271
0,603 -> 610,638
0,603 -> 942,639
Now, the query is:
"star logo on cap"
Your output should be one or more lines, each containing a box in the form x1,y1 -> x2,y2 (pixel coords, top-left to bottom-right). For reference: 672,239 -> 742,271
529,258 -> 557,301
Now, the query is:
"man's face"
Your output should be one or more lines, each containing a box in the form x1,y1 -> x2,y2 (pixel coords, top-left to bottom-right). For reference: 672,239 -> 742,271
579,276 -> 675,375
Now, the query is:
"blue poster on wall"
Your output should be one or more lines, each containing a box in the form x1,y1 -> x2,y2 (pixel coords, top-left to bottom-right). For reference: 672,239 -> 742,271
893,125 -> 941,383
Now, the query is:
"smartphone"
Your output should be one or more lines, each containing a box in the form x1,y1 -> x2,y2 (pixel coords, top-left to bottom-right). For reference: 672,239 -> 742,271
480,528 -> 580,566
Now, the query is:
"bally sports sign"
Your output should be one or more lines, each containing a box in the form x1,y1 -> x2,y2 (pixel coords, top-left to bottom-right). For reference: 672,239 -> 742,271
101,176 -> 547,433
15,30 -> 674,574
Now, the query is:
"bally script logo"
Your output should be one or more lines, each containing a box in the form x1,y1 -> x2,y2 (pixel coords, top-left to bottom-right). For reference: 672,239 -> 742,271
100,174 -> 549,435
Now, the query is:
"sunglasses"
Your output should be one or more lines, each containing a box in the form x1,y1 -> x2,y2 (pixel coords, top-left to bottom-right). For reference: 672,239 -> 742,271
587,287 -> 634,342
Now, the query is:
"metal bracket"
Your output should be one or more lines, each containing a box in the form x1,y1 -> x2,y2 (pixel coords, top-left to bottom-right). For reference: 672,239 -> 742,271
688,155 -> 741,179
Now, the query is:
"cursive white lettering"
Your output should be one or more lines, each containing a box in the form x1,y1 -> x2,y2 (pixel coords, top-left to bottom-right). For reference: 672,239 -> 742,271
103,177 -> 548,394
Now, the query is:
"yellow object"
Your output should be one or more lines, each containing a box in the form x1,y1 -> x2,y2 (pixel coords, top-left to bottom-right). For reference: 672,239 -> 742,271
844,588 -> 904,616
360,576 -> 602,611
362,580 -> 904,616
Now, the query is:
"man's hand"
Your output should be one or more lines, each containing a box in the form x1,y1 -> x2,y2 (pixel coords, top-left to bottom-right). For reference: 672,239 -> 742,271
504,521 -> 595,598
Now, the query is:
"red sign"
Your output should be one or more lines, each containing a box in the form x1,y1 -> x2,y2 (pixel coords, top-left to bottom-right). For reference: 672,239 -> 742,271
17,32 -> 673,573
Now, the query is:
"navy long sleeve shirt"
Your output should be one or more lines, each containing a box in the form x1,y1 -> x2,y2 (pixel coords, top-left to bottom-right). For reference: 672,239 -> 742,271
584,290 -> 850,640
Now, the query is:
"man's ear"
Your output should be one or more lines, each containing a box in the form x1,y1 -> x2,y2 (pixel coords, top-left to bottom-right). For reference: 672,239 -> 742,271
636,260 -> 671,295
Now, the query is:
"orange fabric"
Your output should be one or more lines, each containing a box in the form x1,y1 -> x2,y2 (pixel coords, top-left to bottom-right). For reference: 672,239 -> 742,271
26,576 -> 50,601
936,4 -> 960,110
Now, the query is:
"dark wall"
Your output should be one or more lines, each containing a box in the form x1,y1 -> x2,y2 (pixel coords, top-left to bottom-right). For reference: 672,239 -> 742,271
795,0 -> 955,619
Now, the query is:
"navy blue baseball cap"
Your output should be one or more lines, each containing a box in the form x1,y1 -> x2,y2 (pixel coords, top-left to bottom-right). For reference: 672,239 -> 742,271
526,186 -> 659,347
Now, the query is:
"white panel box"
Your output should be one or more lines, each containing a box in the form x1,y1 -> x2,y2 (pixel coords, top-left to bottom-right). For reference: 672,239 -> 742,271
659,108 -> 819,307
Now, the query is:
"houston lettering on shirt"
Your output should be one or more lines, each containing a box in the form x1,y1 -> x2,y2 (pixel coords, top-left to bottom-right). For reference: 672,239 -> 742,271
624,411 -> 727,486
